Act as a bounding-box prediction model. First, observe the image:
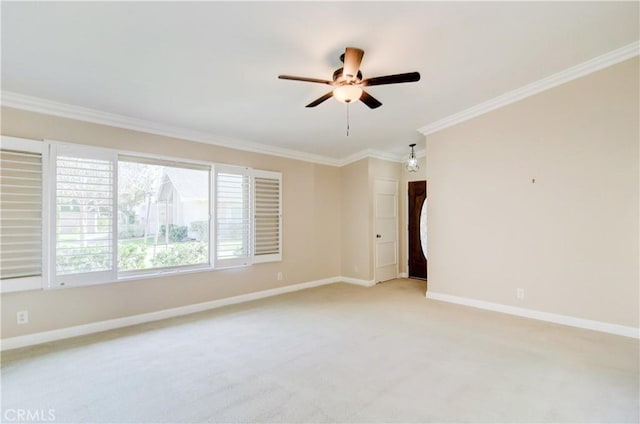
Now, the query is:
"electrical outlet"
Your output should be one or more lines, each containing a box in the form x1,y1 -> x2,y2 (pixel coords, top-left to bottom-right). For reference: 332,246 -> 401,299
516,288 -> 525,300
277,272 -> 283,281
17,310 -> 29,325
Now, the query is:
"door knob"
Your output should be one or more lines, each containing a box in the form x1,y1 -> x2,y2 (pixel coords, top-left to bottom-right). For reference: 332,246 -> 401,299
376,234 -> 382,238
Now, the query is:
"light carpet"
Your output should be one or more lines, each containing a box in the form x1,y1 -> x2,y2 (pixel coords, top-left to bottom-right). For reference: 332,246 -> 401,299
1,279 -> 638,423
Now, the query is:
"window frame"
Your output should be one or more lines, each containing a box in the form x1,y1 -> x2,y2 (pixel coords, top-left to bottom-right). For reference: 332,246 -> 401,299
1,138 -> 283,292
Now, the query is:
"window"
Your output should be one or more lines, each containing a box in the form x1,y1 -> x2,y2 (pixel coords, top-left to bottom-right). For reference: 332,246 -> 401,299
0,137 -> 47,293
1,138 -> 282,291
117,157 -> 210,275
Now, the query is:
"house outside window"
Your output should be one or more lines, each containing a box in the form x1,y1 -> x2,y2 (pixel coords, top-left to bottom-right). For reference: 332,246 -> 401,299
117,158 -> 210,275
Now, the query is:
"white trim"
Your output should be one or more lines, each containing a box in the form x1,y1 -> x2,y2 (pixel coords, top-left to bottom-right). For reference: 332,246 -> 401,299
0,91 -> 413,166
41,143 -> 51,290
418,41 -> 640,136
399,272 -> 408,278
341,277 -> 376,287
118,149 -> 214,169
1,276 -> 375,351
337,149 -> 402,166
46,143 -> 57,289
335,147 -> 425,167
0,135 -> 45,152
1,91 -> 343,167
0,276 -> 42,294
426,291 -> 640,339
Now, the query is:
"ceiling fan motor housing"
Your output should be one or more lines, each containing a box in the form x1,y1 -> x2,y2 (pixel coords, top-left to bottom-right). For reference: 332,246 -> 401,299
332,67 -> 363,84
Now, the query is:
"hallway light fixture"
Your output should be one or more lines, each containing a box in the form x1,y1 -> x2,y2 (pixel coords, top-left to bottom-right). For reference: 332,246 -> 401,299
406,143 -> 419,172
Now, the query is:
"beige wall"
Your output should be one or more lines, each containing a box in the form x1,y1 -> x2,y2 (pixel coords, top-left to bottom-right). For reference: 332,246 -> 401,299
340,159 -> 371,280
426,57 -> 639,327
1,107 -> 343,338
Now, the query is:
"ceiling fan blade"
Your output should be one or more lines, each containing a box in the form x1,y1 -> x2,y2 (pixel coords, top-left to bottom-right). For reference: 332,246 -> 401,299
343,47 -> 364,81
306,91 -> 334,107
278,75 -> 332,85
361,72 -> 421,86
360,90 -> 382,109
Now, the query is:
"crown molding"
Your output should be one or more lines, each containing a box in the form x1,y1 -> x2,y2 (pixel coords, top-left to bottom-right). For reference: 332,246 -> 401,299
1,91 -> 412,167
418,40 -> 640,136
1,91 -> 347,167
336,144 -> 426,166
337,148 -> 403,166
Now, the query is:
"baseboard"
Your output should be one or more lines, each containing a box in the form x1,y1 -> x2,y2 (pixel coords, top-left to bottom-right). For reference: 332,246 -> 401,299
1,276 -> 381,351
340,277 -> 376,287
426,291 -> 639,339
2,277 -> 351,351
399,272 -> 408,278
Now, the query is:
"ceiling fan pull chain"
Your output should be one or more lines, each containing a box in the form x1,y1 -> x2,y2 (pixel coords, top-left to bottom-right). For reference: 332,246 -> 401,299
346,103 -> 350,136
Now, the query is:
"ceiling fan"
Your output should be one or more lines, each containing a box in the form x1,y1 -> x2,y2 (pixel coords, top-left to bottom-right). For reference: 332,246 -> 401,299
278,47 -> 420,109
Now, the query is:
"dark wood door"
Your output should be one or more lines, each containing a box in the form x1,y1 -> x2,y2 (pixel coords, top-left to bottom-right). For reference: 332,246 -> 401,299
408,181 -> 427,279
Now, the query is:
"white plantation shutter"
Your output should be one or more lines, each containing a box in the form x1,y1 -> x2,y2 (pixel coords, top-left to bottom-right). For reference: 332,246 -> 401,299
0,137 -> 47,292
54,144 -> 116,287
215,166 -> 251,267
0,150 -> 43,278
253,171 -> 281,263
2,136 -> 284,291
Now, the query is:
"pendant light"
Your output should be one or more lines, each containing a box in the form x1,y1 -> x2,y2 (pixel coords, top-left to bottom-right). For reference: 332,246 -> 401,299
406,143 -> 419,172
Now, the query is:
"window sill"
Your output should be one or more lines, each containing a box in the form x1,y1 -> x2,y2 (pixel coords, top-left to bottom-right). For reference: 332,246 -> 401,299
5,260 -> 278,293
0,276 -> 43,294
117,265 -> 215,282
100,263 -> 251,286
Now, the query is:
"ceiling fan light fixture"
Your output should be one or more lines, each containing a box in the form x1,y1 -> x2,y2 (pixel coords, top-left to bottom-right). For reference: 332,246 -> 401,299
279,46 -> 420,109
333,84 -> 363,103
406,143 -> 419,173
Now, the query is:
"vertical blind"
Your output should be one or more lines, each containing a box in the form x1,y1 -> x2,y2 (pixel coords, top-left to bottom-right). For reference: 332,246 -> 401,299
254,176 -> 280,256
0,149 -> 43,280
56,155 -> 114,275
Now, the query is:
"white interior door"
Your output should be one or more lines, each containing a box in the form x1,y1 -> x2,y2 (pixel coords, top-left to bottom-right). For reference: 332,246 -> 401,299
375,179 -> 398,283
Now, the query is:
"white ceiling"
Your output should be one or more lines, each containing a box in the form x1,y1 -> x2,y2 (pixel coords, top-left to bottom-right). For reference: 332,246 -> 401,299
2,2 -> 638,162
